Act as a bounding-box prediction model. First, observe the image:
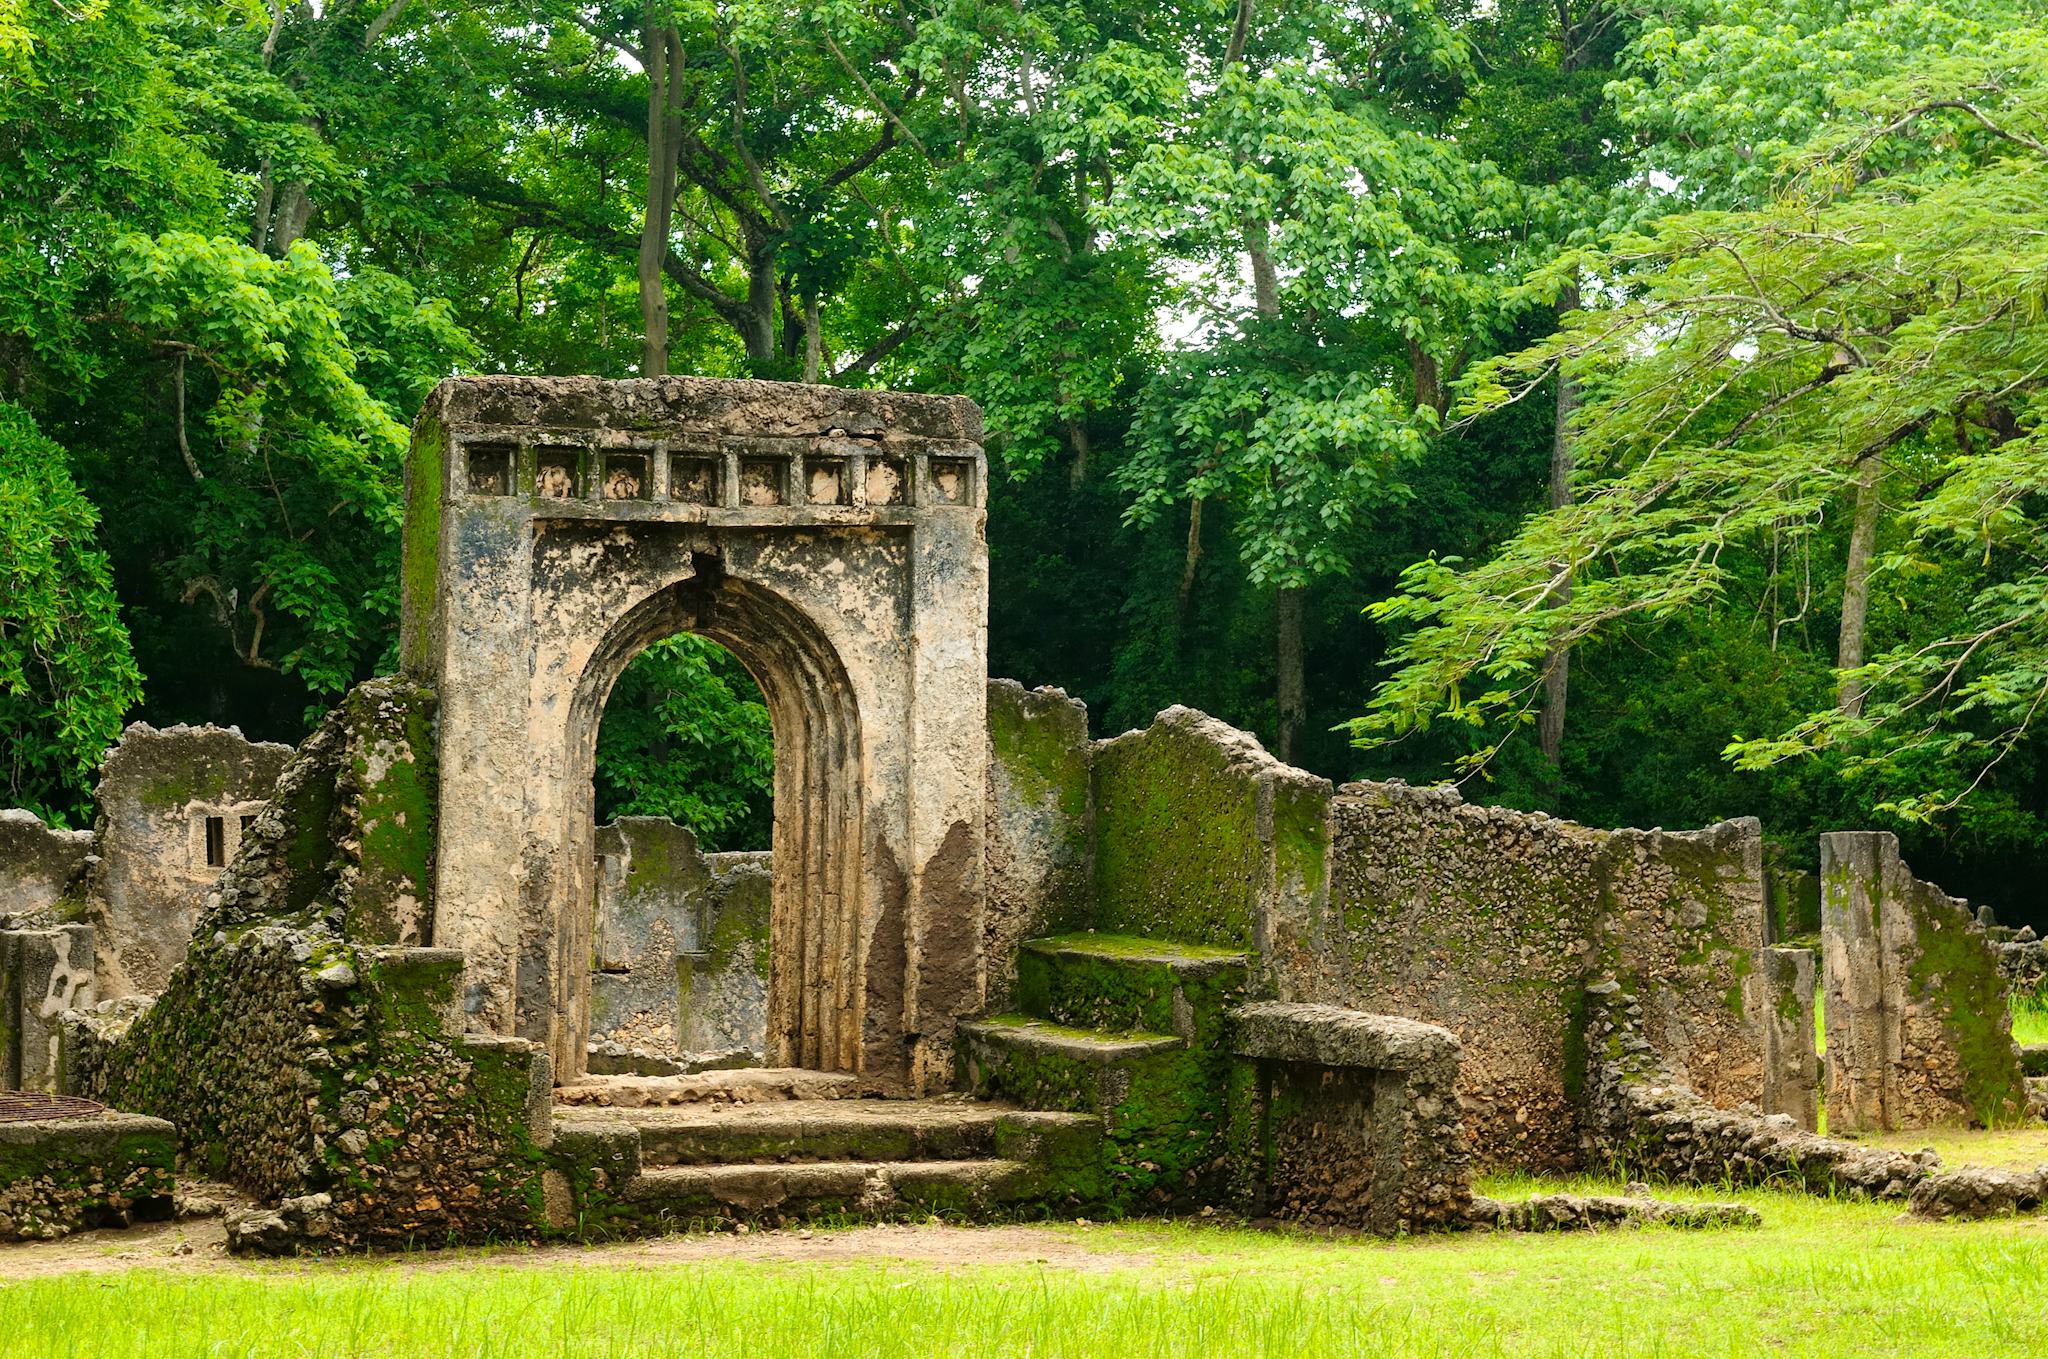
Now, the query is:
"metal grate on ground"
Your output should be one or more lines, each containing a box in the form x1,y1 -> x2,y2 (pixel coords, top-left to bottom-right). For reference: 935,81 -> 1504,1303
0,1091 -> 105,1123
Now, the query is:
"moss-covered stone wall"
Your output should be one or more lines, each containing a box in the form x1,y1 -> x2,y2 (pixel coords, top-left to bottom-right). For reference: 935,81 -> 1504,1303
1066,704 -> 1771,1174
1089,706 -> 1330,952
71,675 -> 556,1250
1821,832 -> 2028,1130
985,681 -> 1095,1007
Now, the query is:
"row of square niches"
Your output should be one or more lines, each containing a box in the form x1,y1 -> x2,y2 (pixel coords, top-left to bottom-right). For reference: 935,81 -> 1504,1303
462,443 -> 975,509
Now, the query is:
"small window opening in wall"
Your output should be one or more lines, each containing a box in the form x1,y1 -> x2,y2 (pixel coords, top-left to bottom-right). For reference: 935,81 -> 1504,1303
670,454 -> 719,505
240,814 -> 257,834
204,816 -> 227,867
603,453 -> 649,501
535,450 -> 580,499
466,443 -> 515,496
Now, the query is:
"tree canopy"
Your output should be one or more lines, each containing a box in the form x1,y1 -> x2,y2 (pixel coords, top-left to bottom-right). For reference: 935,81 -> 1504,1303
4,0 -> 2045,914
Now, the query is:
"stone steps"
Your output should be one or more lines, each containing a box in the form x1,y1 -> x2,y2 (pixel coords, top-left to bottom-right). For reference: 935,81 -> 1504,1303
1016,933 -> 1247,1040
552,1066 -> 860,1109
621,1158 -> 1037,1220
957,933 -> 1250,1212
556,1097 -> 1099,1168
549,1092 -> 1106,1227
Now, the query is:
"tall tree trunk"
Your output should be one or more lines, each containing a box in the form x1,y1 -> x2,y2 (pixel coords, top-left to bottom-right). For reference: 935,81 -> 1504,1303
638,17 -> 682,377
802,294 -> 823,384
1176,496 -> 1205,623
1837,451 -> 1884,716
1246,218 -> 1279,321
1408,338 -> 1442,417
1539,278 -> 1580,767
1276,585 -> 1306,763
1066,416 -> 1091,486
738,238 -> 779,370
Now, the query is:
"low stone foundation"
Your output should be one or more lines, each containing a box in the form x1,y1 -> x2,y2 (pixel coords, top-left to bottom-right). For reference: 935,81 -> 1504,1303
0,1108 -> 175,1239
1229,1002 -> 1470,1233
1466,1190 -> 1759,1232
1582,983 -> 1936,1199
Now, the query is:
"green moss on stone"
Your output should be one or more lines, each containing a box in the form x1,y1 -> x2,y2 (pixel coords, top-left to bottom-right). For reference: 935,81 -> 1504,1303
1092,722 -> 1264,946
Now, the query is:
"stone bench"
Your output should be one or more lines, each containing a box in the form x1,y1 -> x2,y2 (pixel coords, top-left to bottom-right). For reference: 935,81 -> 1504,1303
1230,1002 -> 1470,1234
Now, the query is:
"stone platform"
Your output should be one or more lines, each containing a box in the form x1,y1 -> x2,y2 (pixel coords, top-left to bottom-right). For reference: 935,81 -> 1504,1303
548,1083 -> 1102,1231
0,1100 -> 176,1239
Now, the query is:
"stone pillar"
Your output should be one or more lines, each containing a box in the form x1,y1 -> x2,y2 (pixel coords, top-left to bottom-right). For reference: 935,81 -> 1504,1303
2,925 -> 94,1091
1760,945 -> 1818,1131
1821,832 -> 2026,1131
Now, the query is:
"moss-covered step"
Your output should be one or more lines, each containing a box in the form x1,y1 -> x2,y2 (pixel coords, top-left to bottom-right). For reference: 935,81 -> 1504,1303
1015,933 -> 1247,1044
554,1098 -> 1100,1170
958,1016 -> 1227,1210
617,1158 -> 1037,1224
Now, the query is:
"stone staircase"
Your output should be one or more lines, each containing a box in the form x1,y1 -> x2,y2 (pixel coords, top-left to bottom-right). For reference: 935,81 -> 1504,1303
551,1071 -> 1101,1229
958,933 -> 1247,1209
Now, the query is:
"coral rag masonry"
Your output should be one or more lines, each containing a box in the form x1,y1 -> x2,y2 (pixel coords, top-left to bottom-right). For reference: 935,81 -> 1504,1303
2,376 -> 2041,1252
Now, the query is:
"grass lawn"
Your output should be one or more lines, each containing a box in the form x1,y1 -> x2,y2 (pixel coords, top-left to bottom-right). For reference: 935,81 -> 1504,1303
4,1174 -> 2046,1359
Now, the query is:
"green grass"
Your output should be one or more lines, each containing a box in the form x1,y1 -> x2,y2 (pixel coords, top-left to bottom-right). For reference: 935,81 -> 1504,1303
2011,993 -> 2048,1047
5,1176 -> 2048,1358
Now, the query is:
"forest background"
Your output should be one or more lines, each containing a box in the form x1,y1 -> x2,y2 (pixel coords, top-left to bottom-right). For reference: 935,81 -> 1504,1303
4,0 -> 2045,920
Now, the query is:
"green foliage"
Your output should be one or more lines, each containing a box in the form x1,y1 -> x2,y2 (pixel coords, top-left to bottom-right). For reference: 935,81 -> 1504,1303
0,403 -> 143,822
1355,15 -> 2048,859
594,637 -> 774,852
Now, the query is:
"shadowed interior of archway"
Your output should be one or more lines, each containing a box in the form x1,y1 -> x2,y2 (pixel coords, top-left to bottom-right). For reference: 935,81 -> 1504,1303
564,559 -> 866,1079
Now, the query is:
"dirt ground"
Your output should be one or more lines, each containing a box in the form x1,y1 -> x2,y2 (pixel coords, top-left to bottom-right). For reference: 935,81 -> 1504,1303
0,1215 -> 1157,1281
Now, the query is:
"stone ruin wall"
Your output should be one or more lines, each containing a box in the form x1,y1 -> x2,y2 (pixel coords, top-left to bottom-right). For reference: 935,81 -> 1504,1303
1820,831 -> 2026,1131
66,678 -> 556,1250
0,725 -> 289,1093
590,816 -> 770,1061
986,691 -> 1777,1173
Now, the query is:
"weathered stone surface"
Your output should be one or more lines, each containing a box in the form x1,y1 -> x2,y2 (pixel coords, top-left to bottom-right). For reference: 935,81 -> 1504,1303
1821,832 -> 2027,1130
403,376 -> 988,1091
2,925 -> 94,1091
1291,778 -> 1766,1171
1235,1002 -> 1460,1072
0,1111 -> 176,1240
73,681 -> 554,1252
87,723 -> 290,996
985,681 -> 1094,1009
1091,706 -> 1331,952
1907,1166 -> 2048,1220
1760,946 -> 1819,1130
1230,1003 -> 1470,1235
1582,983 -> 1936,1198
0,808 -> 93,924
1466,1192 -> 1760,1232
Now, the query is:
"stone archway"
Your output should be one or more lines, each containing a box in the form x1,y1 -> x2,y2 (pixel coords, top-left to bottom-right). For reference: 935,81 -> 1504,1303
567,569 -> 863,1073
398,376 -> 990,1090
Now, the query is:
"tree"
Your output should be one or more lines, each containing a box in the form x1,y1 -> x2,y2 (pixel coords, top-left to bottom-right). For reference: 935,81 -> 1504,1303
1105,0 -> 1533,758
1354,19 -> 2048,830
0,403 -> 143,821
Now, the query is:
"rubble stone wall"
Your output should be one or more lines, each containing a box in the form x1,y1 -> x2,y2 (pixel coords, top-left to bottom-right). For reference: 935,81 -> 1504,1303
70,678 -> 554,1250
995,702 -> 1774,1173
